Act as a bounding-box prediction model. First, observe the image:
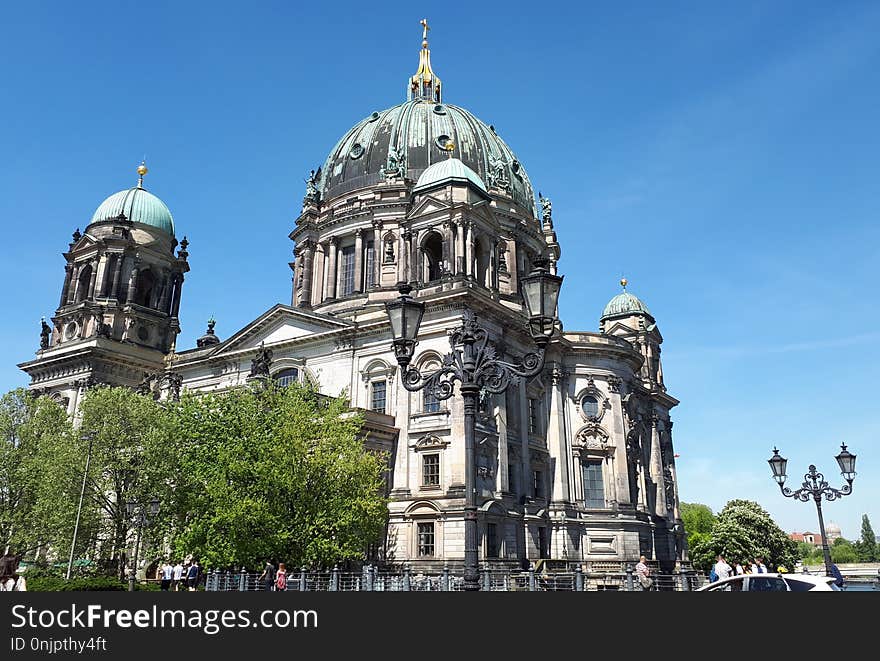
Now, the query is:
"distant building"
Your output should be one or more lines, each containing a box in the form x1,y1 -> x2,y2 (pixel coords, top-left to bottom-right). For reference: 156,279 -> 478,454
790,522 -> 843,547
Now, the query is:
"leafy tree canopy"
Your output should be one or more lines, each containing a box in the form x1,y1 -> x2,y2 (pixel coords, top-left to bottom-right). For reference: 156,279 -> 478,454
165,383 -> 388,570
0,389 -> 74,556
690,499 -> 797,572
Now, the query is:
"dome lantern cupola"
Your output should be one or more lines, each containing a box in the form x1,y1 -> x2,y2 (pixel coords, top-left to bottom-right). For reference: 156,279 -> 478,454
601,278 -> 652,322
409,18 -> 441,103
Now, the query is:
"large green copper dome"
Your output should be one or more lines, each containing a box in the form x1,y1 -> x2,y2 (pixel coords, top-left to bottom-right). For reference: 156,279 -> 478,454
319,100 -> 536,212
89,185 -> 175,236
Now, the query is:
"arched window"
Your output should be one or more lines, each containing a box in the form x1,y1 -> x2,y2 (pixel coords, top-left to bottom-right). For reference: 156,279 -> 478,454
422,232 -> 443,282
418,357 -> 443,413
135,269 -> 156,307
274,368 -> 299,388
75,264 -> 92,303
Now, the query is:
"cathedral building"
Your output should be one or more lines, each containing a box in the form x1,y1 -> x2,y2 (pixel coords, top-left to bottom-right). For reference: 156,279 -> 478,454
19,25 -> 686,572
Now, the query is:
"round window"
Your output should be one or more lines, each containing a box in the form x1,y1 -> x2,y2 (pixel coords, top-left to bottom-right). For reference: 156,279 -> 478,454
581,395 -> 599,419
137,326 -> 150,342
64,322 -> 78,340
349,143 -> 365,159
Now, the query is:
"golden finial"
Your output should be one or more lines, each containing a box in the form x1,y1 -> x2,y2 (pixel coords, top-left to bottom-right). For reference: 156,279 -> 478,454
444,140 -> 455,158
137,160 -> 148,187
421,18 -> 430,45
620,277 -> 628,290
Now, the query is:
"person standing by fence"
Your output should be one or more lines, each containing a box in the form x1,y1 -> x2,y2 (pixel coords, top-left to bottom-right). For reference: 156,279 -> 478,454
635,556 -> 653,591
275,563 -> 287,591
260,560 -> 276,591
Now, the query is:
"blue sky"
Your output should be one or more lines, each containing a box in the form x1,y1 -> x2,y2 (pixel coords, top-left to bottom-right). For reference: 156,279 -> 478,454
1,1 -> 877,540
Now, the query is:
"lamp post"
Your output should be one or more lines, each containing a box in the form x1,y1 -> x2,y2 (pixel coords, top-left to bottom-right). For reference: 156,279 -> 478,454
126,498 -> 159,592
385,258 -> 562,591
66,432 -> 94,581
768,445 -> 856,578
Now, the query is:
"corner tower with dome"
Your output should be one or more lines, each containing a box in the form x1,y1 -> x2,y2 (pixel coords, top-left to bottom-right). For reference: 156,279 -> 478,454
20,24 -> 684,572
20,163 -> 190,411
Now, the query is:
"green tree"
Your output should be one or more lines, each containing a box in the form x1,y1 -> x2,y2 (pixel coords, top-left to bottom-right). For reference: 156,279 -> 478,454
853,514 -> 877,562
680,502 -> 716,552
76,386 -> 177,580
830,537 -> 858,564
0,389 -> 77,559
166,383 -> 388,570
691,499 -> 797,572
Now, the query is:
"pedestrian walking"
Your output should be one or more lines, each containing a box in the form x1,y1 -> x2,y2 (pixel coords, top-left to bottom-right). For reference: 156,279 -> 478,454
259,560 -> 276,591
186,560 -> 200,591
172,560 -> 184,591
275,563 -> 287,591
160,560 -> 173,591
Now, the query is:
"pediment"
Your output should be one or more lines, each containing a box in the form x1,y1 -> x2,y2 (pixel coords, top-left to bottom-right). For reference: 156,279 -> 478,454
197,304 -> 351,356
408,194 -> 452,219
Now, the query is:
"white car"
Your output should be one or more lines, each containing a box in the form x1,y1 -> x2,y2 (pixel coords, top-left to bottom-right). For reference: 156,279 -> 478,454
696,572 -> 840,592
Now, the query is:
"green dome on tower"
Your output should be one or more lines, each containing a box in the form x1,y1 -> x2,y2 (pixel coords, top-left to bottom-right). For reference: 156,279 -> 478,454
601,279 -> 652,320
88,164 -> 175,236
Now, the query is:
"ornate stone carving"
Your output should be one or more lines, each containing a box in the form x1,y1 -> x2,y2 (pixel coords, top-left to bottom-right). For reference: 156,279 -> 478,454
487,156 -> 509,191
380,145 -> 406,180
249,342 -> 273,379
607,375 -> 621,393
663,465 -> 675,511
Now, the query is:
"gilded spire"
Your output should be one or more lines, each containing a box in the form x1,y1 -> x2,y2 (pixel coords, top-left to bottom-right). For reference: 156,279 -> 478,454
620,277 -> 628,291
409,18 -> 442,103
137,160 -> 148,188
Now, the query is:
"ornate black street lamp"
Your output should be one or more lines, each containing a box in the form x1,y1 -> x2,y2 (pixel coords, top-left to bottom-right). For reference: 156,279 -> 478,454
126,498 -> 160,592
385,258 -> 562,591
768,445 -> 856,578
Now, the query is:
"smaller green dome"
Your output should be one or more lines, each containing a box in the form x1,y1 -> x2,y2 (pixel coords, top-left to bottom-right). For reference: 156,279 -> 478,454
89,186 -> 175,236
602,291 -> 651,320
413,157 -> 487,194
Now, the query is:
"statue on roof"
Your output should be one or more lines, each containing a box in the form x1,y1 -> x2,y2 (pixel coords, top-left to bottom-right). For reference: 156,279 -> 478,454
249,342 -> 273,379
40,318 -> 51,350
304,167 -> 322,207
381,146 -> 406,181
538,193 -> 552,225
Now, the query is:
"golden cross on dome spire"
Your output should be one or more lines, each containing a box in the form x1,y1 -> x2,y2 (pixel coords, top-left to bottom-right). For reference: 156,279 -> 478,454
409,18 -> 441,103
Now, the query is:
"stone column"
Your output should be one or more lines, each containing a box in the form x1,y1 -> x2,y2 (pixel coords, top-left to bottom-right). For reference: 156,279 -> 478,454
158,271 -> 172,312
354,228 -> 364,293
547,366 -> 570,503
171,273 -> 184,317
86,258 -> 99,299
126,266 -> 140,304
325,236 -> 338,300
301,242 -> 314,307
95,253 -> 110,297
372,220 -> 382,288
110,254 -> 124,299
465,222 -> 474,277
410,231 -> 419,283
59,263 -> 73,308
67,263 -> 82,304
456,222 -> 465,274
400,230 -> 411,283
